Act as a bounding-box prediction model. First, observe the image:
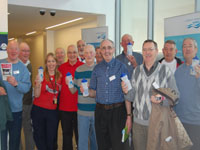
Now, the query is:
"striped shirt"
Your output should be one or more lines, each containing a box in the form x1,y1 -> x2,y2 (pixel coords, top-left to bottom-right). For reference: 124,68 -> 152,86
90,58 -> 129,104
74,64 -> 96,116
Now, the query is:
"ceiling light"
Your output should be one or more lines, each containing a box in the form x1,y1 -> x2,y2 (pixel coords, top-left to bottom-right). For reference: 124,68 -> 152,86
8,38 -> 14,41
26,31 -> 36,36
45,17 -> 83,30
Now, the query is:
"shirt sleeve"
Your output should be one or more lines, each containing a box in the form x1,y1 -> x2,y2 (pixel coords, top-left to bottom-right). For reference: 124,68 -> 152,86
89,67 -> 97,90
16,67 -> 31,94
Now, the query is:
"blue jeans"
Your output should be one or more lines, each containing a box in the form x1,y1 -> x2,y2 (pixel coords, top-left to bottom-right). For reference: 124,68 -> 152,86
78,114 -> 98,150
1,111 -> 22,150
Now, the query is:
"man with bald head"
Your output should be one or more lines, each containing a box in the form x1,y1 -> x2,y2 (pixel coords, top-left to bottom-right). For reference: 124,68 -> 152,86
18,42 -> 35,150
77,40 -> 86,62
58,45 -> 84,150
55,47 -> 66,66
116,34 -> 143,77
0,40 -> 31,150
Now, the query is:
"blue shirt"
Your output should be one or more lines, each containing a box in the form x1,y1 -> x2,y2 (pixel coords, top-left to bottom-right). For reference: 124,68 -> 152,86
116,51 -> 143,77
174,63 -> 200,125
0,58 -> 31,112
89,58 -> 129,104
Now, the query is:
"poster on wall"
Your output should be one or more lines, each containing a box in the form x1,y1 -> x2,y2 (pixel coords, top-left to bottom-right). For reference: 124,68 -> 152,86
0,33 -> 8,59
82,26 -> 108,48
164,12 -> 200,61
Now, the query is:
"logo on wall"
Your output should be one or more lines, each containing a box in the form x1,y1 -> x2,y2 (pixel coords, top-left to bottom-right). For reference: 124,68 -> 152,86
187,21 -> 200,29
0,34 -> 8,51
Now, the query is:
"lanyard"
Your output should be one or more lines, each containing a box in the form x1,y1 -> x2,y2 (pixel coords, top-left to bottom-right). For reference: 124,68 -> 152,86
49,74 -> 57,96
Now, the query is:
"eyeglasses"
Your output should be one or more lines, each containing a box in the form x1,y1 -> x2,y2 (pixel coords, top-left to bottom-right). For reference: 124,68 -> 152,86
142,48 -> 155,52
101,46 -> 113,51
183,45 -> 194,49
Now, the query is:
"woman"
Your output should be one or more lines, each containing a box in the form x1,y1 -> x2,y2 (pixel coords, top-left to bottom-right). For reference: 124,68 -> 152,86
31,53 -> 61,150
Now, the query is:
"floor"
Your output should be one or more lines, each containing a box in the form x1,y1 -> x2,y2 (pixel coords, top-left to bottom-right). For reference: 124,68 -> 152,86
21,122 -> 77,150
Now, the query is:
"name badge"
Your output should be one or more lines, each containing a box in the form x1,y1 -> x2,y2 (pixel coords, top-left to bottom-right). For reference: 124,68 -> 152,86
109,75 -> 116,81
152,82 -> 159,89
13,70 -> 20,74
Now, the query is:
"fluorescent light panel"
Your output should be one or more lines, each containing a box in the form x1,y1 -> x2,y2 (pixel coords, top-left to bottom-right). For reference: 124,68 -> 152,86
26,31 -> 36,36
45,17 -> 83,30
8,38 -> 14,41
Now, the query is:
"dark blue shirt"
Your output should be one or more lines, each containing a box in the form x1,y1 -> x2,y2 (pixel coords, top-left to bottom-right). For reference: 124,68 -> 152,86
89,58 -> 129,104
116,51 -> 143,77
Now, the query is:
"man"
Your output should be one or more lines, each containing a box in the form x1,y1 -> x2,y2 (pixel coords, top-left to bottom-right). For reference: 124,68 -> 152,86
55,47 -> 66,66
58,45 -> 83,150
116,34 -> 143,77
69,44 -> 97,150
19,42 -> 35,150
123,40 -> 178,150
95,46 -> 103,64
77,40 -> 86,62
89,39 -> 132,150
175,38 -> 200,150
0,40 -> 31,150
54,47 -> 65,150
159,40 -> 183,73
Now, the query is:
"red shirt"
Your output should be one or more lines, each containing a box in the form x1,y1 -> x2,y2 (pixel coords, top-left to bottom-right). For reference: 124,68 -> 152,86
33,75 -> 61,110
58,60 -> 84,111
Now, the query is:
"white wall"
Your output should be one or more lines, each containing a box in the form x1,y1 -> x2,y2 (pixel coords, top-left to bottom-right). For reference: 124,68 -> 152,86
22,34 -> 45,83
54,20 -> 97,54
8,0 -> 115,41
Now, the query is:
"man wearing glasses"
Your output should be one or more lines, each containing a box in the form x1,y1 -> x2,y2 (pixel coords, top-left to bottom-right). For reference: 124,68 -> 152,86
88,39 -> 132,150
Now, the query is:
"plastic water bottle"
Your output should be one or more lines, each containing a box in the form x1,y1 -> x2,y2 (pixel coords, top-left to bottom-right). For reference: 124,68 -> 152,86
38,66 -> 43,82
121,73 -> 132,91
66,72 -> 74,88
127,42 -> 133,56
81,79 -> 89,96
190,56 -> 199,75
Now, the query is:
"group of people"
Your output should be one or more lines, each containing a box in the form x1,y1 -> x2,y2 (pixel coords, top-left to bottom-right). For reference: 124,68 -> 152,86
0,34 -> 199,150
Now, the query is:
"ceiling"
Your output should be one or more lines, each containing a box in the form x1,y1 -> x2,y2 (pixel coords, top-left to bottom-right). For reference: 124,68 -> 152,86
8,4 -> 98,39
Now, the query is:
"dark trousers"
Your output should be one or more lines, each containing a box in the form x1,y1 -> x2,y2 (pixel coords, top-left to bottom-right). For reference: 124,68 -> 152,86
95,103 -> 126,150
60,111 -> 78,150
183,123 -> 200,150
31,105 -> 58,150
1,111 -> 22,150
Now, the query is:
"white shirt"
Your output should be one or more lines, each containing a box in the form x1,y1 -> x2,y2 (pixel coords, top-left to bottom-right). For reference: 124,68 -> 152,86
161,59 -> 177,74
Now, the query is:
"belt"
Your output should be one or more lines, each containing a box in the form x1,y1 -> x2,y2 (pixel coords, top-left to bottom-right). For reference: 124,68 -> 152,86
96,102 -> 124,110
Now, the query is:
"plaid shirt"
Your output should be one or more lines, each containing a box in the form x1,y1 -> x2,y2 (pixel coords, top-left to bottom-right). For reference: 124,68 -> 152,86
90,58 -> 129,104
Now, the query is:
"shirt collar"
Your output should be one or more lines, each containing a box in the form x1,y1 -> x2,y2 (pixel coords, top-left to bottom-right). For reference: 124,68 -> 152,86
143,61 -> 159,76
20,59 -> 30,66
103,58 -> 115,67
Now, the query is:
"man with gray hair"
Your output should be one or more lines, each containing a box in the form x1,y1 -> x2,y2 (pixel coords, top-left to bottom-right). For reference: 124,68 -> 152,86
19,42 -> 35,150
58,45 -> 84,150
55,47 -> 66,66
159,40 -> 183,73
175,38 -> 200,150
68,44 -> 97,150
0,40 -> 31,150
116,34 -> 143,77
77,40 -> 86,63
88,39 -> 132,150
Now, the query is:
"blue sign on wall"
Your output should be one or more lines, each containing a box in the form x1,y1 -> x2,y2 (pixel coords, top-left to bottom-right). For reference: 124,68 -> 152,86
0,33 -> 8,51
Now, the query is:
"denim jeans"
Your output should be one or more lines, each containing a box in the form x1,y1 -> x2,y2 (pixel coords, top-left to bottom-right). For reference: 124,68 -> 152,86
78,114 -> 98,150
1,111 -> 22,150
